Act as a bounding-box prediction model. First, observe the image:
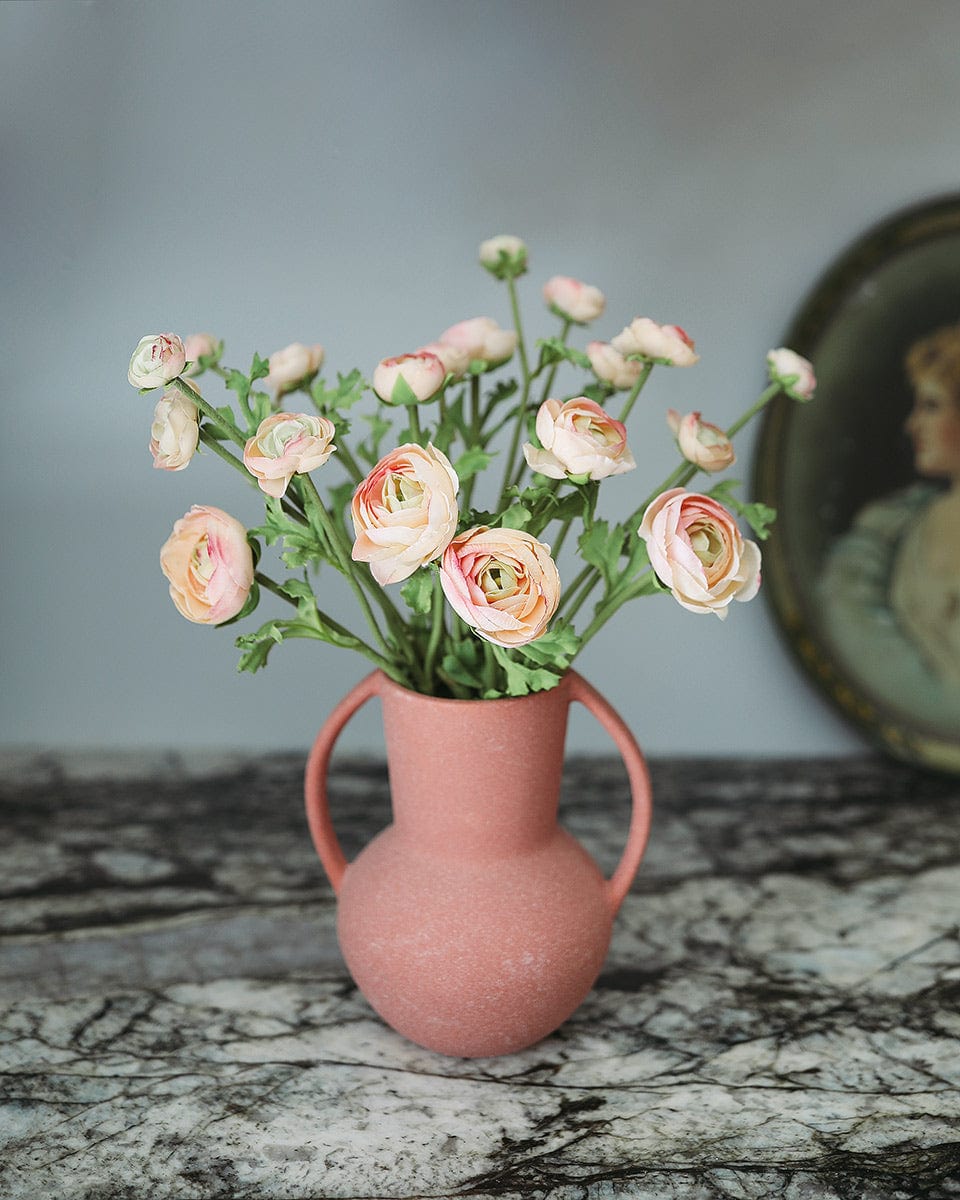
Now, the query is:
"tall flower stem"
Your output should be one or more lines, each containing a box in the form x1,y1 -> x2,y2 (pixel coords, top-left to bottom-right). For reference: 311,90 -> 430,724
423,574 -> 446,690
497,277 -> 532,505
462,375 -> 483,511
618,363 -> 654,423
197,429 -> 306,523
171,377 -> 245,448
537,317 -> 572,408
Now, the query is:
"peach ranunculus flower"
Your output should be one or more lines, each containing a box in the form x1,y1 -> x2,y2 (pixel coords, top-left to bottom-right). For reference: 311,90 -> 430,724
128,334 -> 187,389
440,526 -> 561,647
612,318 -> 699,367
542,276 -> 605,325
417,340 -> 471,380
243,412 -> 337,498
638,489 -> 761,619
264,342 -> 325,396
586,340 -> 645,391
666,409 -> 736,474
372,352 -> 446,405
351,444 -> 460,585
524,397 -> 636,481
160,505 -> 255,625
150,380 -> 200,471
183,333 -> 218,376
767,347 -> 816,401
439,316 -> 518,367
479,234 -> 528,279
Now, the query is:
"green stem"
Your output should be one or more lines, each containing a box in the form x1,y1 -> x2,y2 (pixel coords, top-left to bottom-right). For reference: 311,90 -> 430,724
537,317 -> 572,406
724,381 -> 781,440
171,377 -> 245,448
333,439 -> 365,485
618,362 -> 654,423
408,405 -> 422,444
550,516 -> 574,558
497,277 -> 533,505
423,574 -> 446,690
462,375 -> 483,511
577,572 -> 656,649
198,428 -> 260,489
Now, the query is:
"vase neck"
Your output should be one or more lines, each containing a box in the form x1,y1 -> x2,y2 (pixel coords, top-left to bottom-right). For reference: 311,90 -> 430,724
379,678 -> 572,856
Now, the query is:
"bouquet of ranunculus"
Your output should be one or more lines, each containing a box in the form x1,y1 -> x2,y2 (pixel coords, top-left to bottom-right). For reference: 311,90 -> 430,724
127,236 -> 815,699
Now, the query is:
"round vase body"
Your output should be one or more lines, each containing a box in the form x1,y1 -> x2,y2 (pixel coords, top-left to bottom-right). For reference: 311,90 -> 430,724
305,670 -> 652,1058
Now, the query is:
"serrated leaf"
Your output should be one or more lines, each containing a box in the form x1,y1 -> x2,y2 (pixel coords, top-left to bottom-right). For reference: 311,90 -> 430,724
536,337 -> 591,371
358,412 -> 392,466
235,620 -> 285,673
707,480 -> 777,540
578,519 -> 626,589
490,645 -> 564,696
400,570 -> 435,616
250,352 -> 270,382
250,390 -> 272,423
454,447 -> 494,484
513,623 -> 581,669
499,503 -> 531,530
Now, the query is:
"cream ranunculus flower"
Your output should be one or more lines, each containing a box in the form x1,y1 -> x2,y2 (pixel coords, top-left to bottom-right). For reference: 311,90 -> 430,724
243,412 -> 337,498
586,340 -> 645,391
666,409 -> 735,473
351,444 -> 460,585
160,505 -> 255,625
767,347 -> 816,401
149,381 -> 200,471
524,397 -> 636,481
439,317 -> 518,368
128,334 -> 187,389
439,526 -> 561,647
612,318 -> 699,367
638,488 -> 761,618
417,340 -> 471,380
478,234 -> 528,280
542,275 -> 605,325
264,342 -> 325,396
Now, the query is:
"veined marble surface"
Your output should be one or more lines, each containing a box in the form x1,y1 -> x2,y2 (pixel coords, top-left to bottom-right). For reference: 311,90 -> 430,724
1,750 -> 959,1199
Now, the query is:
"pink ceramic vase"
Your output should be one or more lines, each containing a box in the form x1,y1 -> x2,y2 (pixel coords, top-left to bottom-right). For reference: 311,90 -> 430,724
304,670 -> 652,1058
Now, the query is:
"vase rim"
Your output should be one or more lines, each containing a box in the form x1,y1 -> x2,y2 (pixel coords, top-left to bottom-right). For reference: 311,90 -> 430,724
375,668 -> 575,709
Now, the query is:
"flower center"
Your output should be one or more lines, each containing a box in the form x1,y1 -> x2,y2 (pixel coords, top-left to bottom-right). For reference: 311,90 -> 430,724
383,473 -> 424,512
190,535 -> 215,584
479,558 -> 518,600
689,520 -> 723,568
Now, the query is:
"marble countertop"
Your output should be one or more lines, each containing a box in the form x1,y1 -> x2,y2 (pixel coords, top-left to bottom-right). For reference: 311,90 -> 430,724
2,750 -> 959,1199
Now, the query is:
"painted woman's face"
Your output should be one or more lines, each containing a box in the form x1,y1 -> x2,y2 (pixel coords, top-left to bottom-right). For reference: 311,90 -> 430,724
905,379 -> 960,479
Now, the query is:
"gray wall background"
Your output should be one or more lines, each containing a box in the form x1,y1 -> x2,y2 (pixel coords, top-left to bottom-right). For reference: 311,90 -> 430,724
3,0 -> 958,755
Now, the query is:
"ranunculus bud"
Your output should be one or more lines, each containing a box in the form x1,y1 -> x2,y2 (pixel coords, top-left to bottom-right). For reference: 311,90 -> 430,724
183,333 -> 219,376
160,505 -> 255,625
666,409 -> 736,473
586,341 -> 645,391
767,348 -> 816,401
478,235 -> 528,280
417,340 -> 471,380
439,526 -> 561,647
150,381 -> 200,472
524,397 -> 636,481
611,318 -> 699,367
439,317 -> 518,368
372,352 -> 446,405
243,412 -> 337,498
351,444 -> 460,585
128,334 -> 187,390
264,343 -> 325,396
638,489 -> 761,618
542,276 -> 605,325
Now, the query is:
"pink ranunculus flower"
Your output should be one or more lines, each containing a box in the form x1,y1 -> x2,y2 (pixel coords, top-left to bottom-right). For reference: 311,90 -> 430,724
351,444 -> 459,585
418,340 -> 471,380
150,380 -> 200,471
439,317 -> 518,367
542,276 -> 605,325
767,347 -> 816,401
183,332 -> 218,376
586,340 -> 645,391
160,505 -> 255,625
264,343 -> 325,396
439,526 -> 561,647
243,412 -> 337,498
638,489 -> 761,619
612,318 -> 699,367
128,334 -> 187,389
372,352 -> 446,405
524,397 -> 636,481
666,409 -> 736,474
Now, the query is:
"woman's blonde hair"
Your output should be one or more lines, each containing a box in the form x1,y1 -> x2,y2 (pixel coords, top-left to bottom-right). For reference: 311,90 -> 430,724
905,322 -> 960,401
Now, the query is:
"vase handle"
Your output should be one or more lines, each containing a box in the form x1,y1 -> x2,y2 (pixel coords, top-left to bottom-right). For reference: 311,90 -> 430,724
567,671 -> 653,916
304,670 -> 382,895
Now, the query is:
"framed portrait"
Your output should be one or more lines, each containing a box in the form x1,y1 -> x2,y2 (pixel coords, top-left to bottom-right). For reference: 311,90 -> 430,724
755,195 -> 960,773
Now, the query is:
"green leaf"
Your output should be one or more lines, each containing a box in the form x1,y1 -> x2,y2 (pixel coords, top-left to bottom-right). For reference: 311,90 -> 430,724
453,447 -> 494,484
441,638 -> 483,689
226,369 -> 250,400
311,369 -> 367,415
485,377 -> 518,406
499,503 -> 531,530
513,622 -> 581,669
707,480 -> 777,540
249,501 -> 328,568
536,337 -> 591,371
581,381 -> 614,406
490,645 -> 564,696
400,570 -> 435,616
235,620 -> 285,673
250,390 -> 272,424
358,412 -> 393,466
250,352 -> 270,383
578,519 -> 626,589
432,394 -> 466,455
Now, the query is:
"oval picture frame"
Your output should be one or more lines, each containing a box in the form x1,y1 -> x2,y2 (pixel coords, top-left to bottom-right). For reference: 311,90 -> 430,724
755,194 -> 960,773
